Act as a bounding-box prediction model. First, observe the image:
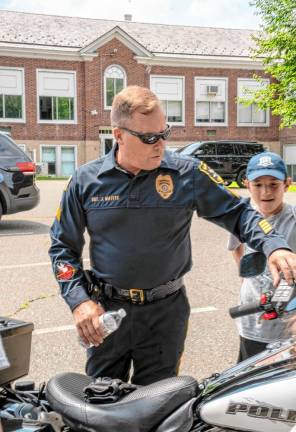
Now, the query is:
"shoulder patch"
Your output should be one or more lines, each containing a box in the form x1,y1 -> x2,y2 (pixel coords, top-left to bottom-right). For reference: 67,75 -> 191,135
259,219 -> 273,234
198,161 -> 224,185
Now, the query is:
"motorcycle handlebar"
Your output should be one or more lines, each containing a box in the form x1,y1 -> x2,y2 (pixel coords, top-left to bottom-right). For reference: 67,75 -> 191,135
229,302 -> 262,319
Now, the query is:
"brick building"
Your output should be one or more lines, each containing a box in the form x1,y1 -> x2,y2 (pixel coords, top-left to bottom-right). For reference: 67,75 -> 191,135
0,10 -> 295,177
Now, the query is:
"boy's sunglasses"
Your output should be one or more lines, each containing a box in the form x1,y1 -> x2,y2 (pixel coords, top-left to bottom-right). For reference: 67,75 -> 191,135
120,124 -> 171,145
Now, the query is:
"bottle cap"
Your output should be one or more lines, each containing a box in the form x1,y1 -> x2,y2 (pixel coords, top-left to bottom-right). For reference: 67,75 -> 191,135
118,308 -> 127,318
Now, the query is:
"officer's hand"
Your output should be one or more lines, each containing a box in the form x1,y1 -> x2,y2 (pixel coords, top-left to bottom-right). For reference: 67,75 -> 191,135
268,249 -> 296,286
73,300 -> 105,347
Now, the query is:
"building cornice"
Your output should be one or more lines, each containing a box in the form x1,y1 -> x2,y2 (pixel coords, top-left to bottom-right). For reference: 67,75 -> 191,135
135,54 -> 265,70
0,40 -> 264,70
0,43 -> 96,61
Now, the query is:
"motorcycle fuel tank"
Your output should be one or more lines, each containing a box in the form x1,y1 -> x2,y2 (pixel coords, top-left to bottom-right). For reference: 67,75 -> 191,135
200,339 -> 296,431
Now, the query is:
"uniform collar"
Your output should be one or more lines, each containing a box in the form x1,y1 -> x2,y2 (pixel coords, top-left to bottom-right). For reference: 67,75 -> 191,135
97,143 -> 179,177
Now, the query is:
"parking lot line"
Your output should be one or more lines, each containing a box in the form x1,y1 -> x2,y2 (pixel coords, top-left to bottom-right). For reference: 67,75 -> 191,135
191,306 -> 217,313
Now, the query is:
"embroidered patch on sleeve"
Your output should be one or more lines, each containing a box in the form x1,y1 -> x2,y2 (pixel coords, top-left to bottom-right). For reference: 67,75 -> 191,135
259,219 -> 273,234
198,161 -> 224,185
55,262 -> 76,281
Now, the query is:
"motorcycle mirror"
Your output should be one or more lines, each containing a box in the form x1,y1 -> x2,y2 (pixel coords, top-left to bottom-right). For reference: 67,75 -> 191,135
239,252 -> 266,278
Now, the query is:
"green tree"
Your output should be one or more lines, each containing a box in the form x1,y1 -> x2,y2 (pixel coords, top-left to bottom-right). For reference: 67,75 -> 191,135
247,0 -> 296,128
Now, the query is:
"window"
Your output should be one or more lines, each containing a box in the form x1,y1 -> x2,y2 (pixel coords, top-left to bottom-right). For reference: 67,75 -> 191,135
195,78 -> 227,126
284,145 -> 296,182
197,143 -> 216,155
37,70 -> 76,123
235,143 -> 265,155
41,145 -> 77,176
104,65 -> 126,109
150,76 -> 184,125
216,143 -> 234,155
237,79 -> 269,126
0,68 -> 24,122
42,146 -> 57,175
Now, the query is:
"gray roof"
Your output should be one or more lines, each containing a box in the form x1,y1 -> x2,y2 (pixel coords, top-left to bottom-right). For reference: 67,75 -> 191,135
0,9 -> 258,57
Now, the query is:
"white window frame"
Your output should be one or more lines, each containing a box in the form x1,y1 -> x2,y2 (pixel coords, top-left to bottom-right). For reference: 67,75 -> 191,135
150,75 -> 185,126
104,65 -> 127,111
0,67 -> 25,123
195,77 -> 228,127
237,78 -> 270,127
40,144 -> 77,176
37,69 -> 77,125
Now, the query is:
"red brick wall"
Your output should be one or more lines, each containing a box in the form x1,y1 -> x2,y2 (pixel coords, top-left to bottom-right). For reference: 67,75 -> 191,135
0,38 -> 280,145
280,126 -> 296,145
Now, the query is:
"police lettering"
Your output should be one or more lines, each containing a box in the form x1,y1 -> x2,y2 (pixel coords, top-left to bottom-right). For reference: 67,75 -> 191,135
92,195 -> 120,203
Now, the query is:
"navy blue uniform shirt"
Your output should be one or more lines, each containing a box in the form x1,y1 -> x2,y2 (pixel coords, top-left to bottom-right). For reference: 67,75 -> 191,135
49,146 -> 290,311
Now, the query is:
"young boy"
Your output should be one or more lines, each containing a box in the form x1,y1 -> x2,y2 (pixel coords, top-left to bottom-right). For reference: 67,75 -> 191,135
228,152 -> 296,362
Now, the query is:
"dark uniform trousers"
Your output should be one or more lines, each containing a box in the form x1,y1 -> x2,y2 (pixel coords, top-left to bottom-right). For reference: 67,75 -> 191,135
85,286 -> 190,386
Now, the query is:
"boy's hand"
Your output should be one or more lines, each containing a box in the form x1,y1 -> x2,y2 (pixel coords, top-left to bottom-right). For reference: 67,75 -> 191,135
268,249 -> 296,286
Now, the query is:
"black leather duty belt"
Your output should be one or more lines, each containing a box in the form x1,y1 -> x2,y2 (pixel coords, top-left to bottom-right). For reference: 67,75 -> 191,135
97,277 -> 184,305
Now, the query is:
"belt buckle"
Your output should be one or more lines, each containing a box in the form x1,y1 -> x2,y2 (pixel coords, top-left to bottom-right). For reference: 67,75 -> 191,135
130,288 -> 145,304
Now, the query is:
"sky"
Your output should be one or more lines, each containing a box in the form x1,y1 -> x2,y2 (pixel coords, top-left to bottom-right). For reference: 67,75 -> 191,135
0,0 -> 262,30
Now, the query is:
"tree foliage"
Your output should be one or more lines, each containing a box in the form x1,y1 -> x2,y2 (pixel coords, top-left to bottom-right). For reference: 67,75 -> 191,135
248,0 -> 296,128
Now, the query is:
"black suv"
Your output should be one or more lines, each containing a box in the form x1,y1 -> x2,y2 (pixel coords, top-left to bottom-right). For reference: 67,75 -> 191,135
0,132 -> 39,220
176,140 -> 265,187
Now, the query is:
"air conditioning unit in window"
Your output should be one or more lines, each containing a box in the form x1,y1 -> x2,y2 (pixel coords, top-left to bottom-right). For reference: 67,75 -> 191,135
207,85 -> 219,95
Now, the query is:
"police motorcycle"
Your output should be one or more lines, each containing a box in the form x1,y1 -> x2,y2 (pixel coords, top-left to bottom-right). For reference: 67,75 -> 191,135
2,252 -> 296,432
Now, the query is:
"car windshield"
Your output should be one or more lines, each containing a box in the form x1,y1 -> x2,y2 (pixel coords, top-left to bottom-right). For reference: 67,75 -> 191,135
177,142 -> 202,155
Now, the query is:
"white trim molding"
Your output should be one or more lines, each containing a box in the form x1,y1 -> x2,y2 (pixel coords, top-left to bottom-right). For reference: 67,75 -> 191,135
136,54 -> 265,70
80,26 -> 153,57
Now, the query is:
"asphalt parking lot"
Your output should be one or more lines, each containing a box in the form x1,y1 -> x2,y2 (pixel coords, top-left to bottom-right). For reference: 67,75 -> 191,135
1,181 -> 296,386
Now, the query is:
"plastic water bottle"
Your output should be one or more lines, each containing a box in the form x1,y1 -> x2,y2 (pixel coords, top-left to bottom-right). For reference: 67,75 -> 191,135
79,308 -> 126,348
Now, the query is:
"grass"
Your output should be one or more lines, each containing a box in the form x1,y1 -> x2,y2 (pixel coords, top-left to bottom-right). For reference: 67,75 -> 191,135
36,175 -> 69,180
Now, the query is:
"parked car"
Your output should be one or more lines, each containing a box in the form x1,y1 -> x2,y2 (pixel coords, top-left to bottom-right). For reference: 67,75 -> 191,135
0,132 -> 39,220
175,140 -> 265,187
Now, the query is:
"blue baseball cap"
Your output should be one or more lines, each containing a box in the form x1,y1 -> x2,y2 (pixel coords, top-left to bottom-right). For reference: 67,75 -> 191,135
246,152 -> 288,181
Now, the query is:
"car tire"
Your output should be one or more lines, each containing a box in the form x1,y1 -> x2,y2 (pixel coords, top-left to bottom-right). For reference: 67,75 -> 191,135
0,200 -> 2,221
236,169 -> 247,188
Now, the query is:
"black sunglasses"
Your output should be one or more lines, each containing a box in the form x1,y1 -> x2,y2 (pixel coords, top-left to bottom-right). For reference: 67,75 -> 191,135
120,124 -> 171,145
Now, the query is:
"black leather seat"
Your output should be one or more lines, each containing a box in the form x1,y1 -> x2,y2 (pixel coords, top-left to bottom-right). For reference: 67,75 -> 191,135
46,372 -> 199,432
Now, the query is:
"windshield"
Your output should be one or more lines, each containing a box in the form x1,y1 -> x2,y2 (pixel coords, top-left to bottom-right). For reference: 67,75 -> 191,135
177,142 -> 202,155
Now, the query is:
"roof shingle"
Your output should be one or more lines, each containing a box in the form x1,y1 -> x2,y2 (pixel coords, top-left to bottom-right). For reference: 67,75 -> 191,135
0,9 -> 258,57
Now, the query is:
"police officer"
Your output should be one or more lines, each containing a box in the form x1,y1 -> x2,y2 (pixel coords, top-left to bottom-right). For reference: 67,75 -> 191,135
49,85 -> 296,385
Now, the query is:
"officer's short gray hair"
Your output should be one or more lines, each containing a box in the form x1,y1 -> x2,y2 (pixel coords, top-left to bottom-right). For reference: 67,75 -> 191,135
111,85 -> 162,127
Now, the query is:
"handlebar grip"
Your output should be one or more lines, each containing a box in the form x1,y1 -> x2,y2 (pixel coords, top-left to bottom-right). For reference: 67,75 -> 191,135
229,302 -> 262,319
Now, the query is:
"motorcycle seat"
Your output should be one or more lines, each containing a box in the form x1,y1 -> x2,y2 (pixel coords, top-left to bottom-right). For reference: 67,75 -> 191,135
46,372 -> 199,432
